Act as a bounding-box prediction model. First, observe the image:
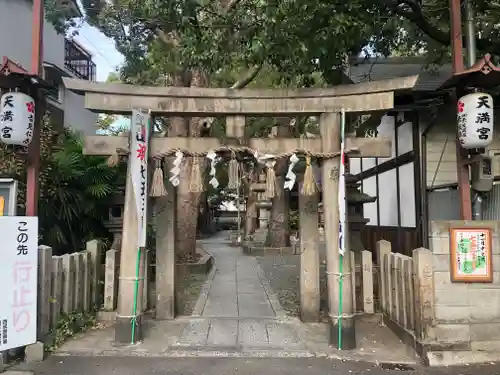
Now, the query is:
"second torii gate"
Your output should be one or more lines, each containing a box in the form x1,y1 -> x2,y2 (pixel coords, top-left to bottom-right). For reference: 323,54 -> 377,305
63,75 -> 417,349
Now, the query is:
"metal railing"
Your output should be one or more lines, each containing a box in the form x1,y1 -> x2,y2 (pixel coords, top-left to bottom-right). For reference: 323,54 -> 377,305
64,39 -> 96,81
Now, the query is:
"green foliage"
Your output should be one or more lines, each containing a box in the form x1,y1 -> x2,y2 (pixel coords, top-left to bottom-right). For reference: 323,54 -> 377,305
45,312 -> 96,353
45,0 -> 500,73
73,0 -> 387,86
289,209 -> 299,231
44,0 -> 80,34
39,130 -> 126,254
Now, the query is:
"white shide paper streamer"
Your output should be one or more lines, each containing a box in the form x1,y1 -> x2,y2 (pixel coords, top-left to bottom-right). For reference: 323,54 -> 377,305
206,150 -> 219,188
253,150 -> 275,165
284,153 -> 299,190
169,151 -> 183,187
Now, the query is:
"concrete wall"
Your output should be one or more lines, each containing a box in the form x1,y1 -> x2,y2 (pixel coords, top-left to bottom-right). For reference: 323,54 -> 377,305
63,89 -> 98,135
0,0 -> 64,69
427,220 -> 500,364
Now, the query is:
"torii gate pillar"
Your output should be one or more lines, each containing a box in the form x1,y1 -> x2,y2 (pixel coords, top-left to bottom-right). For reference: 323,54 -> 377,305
321,112 -> 356,349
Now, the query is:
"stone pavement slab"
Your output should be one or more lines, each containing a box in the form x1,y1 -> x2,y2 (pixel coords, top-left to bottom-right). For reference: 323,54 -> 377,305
20,356 -> 500,375
206,319 -> 238,347
47,232 -> 422,365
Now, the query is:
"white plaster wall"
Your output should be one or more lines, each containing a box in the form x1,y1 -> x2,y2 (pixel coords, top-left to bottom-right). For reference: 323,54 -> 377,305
0,0 -> 64,70
63,89 -> 98,135
359,157 -> 377,225
352,113 -> 416,228
0,0 -> 98,135
425,108 -> 500,188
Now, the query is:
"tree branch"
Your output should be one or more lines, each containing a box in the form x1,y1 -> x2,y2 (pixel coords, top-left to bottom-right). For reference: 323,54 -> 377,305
392,0 -> 500,55
230,64 -> 263,89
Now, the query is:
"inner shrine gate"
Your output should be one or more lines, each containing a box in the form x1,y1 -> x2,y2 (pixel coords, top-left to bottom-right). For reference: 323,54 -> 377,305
63,75 -> 417,349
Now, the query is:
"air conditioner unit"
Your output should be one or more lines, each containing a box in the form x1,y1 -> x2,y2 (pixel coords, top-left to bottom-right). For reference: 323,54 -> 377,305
471,155 -> 493,192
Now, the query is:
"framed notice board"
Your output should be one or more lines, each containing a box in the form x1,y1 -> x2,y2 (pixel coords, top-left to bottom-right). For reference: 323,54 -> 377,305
449,227 -> 493,283
0,178 -> 18,216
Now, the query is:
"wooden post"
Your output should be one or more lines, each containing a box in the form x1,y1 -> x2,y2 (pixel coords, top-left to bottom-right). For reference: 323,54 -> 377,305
50,256 -> 63,329
361,250 -> 374,314
115,161 -> 145,343
298,180 -> 320,322
62,254 -> 75,314
350,251 -> 356,311
390,253 -> 398,322
104,249 -> 119,311
376,240 -> 391,314
82,251 -> 92,312
403,257 -> 415,330
320,112 -> 355,349
143,249 -> 151,311
86,239 -> 103,309
155,158 -> 177,320
412,248 -> 434,342
74,253 -> 84,312
37,245 -> 52,340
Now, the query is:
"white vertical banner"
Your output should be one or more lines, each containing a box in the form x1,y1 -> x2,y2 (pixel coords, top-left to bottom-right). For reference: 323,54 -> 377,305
338,110 -> 347,256
130,109 -> 150,248
0,216 -> 38,351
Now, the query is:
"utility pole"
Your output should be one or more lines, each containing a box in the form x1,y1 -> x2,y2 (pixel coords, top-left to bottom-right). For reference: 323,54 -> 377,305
464,0 -> 477,66
449,0 -> 472,220
25,0 -> 44,216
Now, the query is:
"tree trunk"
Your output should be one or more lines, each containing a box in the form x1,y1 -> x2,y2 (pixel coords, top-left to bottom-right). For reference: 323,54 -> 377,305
265,122 -> 292,247
265,158 -> 290,247
244,172 -> 258,239
175,69 -> 208,255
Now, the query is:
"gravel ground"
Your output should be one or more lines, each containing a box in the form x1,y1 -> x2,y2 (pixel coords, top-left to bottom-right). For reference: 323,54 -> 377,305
256,254 -> 329,321
176,272 -> 208,315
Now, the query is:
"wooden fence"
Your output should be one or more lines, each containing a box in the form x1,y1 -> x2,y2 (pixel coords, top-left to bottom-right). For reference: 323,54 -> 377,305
351,250 -> 375,314
37,240 -> 105,339
38,240 -> 429,337
1,240 -> 105,369
103,248 -> 152,313
375,239 -> 433,343
362,226 -> 421,257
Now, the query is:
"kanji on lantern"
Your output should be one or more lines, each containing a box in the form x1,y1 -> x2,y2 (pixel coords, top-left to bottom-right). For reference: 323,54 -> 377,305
457,93 -> 494,149
0,92 -> 35,146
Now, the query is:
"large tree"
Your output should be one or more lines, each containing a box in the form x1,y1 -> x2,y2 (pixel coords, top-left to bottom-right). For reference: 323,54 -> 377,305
55,0 -> 383,254
46,0 -> 498,254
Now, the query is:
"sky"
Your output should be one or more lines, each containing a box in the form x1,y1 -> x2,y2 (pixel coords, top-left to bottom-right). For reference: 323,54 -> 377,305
73,23 -> 123,82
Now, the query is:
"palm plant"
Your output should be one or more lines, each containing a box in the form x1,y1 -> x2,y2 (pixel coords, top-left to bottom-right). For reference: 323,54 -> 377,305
38,130 -> 126,254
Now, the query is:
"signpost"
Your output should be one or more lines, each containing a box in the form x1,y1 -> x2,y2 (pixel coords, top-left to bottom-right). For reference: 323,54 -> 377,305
0,216 -> 38,351
0,179 -> 18,216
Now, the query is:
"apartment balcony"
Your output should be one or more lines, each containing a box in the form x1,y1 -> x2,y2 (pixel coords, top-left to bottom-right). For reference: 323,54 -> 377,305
64,38 -> 96,81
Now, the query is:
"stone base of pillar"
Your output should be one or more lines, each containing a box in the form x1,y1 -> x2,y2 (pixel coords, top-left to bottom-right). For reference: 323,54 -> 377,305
329,316 -> 356,350
114,314 -> 144,344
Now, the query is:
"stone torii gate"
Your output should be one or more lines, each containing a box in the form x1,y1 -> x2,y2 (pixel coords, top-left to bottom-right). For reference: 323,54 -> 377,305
63,75 -> 417,349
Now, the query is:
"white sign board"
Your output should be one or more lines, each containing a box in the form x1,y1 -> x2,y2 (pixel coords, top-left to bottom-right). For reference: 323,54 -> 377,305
0,216 -> 38,350
130,109 -> 150,247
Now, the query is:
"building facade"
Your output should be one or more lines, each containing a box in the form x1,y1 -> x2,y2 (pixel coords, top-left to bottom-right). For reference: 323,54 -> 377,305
348,56 -> 500,255
0,0 -> 97,134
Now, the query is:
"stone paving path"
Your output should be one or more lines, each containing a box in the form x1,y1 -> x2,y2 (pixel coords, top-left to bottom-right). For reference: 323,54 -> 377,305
172,234 -> 306,351
54,232 -> 417,363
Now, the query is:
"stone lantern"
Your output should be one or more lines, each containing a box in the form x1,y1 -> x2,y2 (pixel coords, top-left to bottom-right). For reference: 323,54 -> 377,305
345,173 -> 376,252
103,187 -> 125,250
